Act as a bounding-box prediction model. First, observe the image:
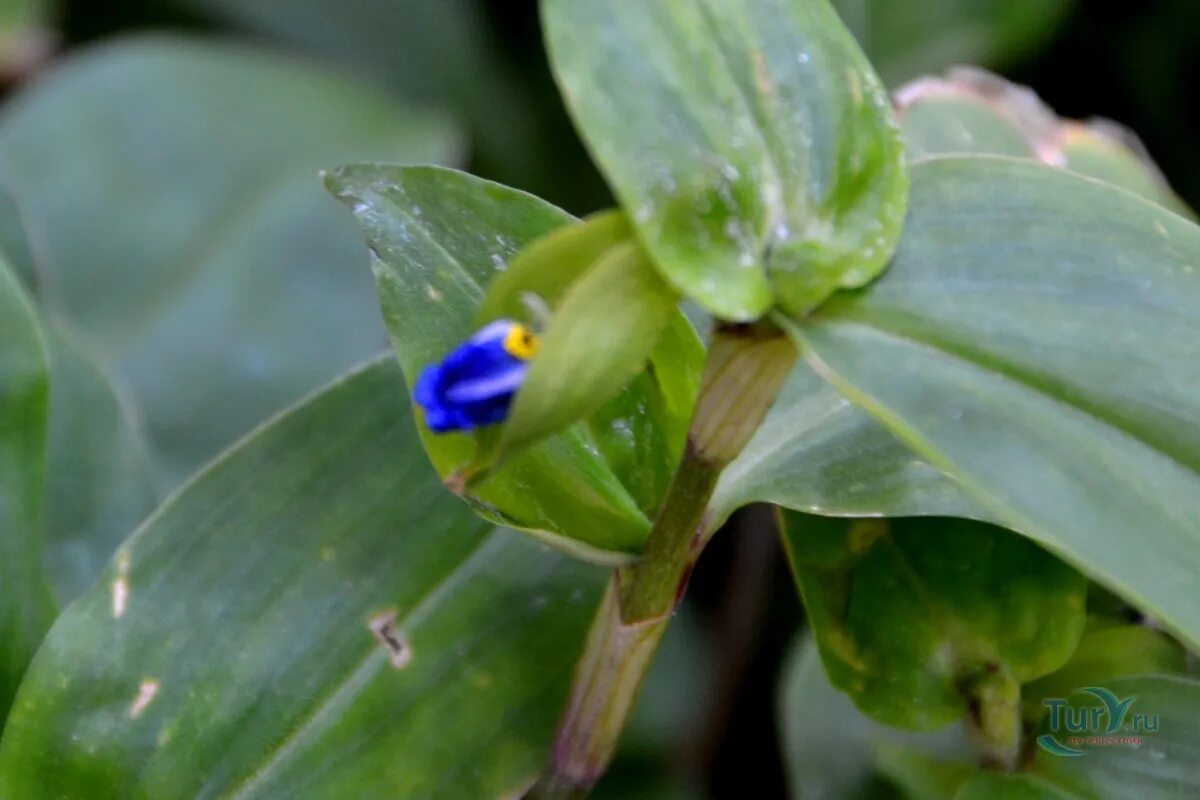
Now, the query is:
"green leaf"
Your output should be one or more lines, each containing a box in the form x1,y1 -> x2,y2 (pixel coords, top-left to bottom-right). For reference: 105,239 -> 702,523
477,209 -> 701,469
954,771 -> 1075,800
502,240 -> 678,458
712,361 -> 980,525
780,636 -> 969,800
1056,121 -> 1192,217
0,36 -> 458,487
781,156 -> 1200,649
896,76 -> 1038,162
476,211 -> 633,326
1023,624 -> 1186,719
542,0 -> 908,320
326,164 -> 697,559
0,255 -> 53,718
895,69 -> 1189,213
0,356 -> 607,798
40,321 -> 159,605
1032,676 -> 1200,798
781,512 -> 1086,730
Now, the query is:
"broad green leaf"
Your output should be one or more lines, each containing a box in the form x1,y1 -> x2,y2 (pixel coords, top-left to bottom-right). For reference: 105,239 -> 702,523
954,772 -> 1075,800
502,241 -> 678,457
780,636 -> 969,800
0,356 -> 608,798
833,0 -> 1073,85
327,164 -> 696,558
542,0 -> 908,320
783,156 -> 1200,649
715,145 -> 1191,532
0,255 -> 53,718
1023,624 -> 1186,718
1032,676 -> 1200,798
0,36 -> 458,487
40,321 -> 158,604
895,69 -> 1189,213
781,512 -> 1086,730
712,361 -> 980,526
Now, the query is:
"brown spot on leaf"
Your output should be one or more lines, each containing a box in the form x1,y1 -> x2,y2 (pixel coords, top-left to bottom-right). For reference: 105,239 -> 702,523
369,611 -> 413,669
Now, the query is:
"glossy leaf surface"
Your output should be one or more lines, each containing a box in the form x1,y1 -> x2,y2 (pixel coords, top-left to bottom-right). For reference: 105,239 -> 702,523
543,0 -> 908,319
0,357 -> 607,798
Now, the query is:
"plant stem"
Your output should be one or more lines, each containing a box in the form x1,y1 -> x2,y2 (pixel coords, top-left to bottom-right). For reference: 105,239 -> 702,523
531,324 -> 797,798
967,670 -> 1022,770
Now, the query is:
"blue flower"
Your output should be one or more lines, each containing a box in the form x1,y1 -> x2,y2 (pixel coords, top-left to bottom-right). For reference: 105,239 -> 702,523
414,320 -> 540,433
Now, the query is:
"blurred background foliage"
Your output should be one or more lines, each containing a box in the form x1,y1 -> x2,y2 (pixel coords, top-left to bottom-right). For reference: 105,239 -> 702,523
0,0 -> 1195,797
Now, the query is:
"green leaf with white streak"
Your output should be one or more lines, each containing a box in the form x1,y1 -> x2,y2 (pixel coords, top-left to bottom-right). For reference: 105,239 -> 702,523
0,36 -> 458,487
542,0 -> 908,320
777,156 -> 1200,649
0,357 -> 607,798
781,512 -> 1086,730
0,255 -> 53,718
327,165 -> 697,559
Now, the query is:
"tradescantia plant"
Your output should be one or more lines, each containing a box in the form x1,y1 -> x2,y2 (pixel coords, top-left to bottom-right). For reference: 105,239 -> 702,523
0,2 -> 1198,799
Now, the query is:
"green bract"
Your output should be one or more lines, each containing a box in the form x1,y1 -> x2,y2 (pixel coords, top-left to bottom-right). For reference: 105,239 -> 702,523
326,165 -> 702,560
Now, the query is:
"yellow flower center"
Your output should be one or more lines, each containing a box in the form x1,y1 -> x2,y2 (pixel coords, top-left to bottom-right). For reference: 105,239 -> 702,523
502,323 -> 540,360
